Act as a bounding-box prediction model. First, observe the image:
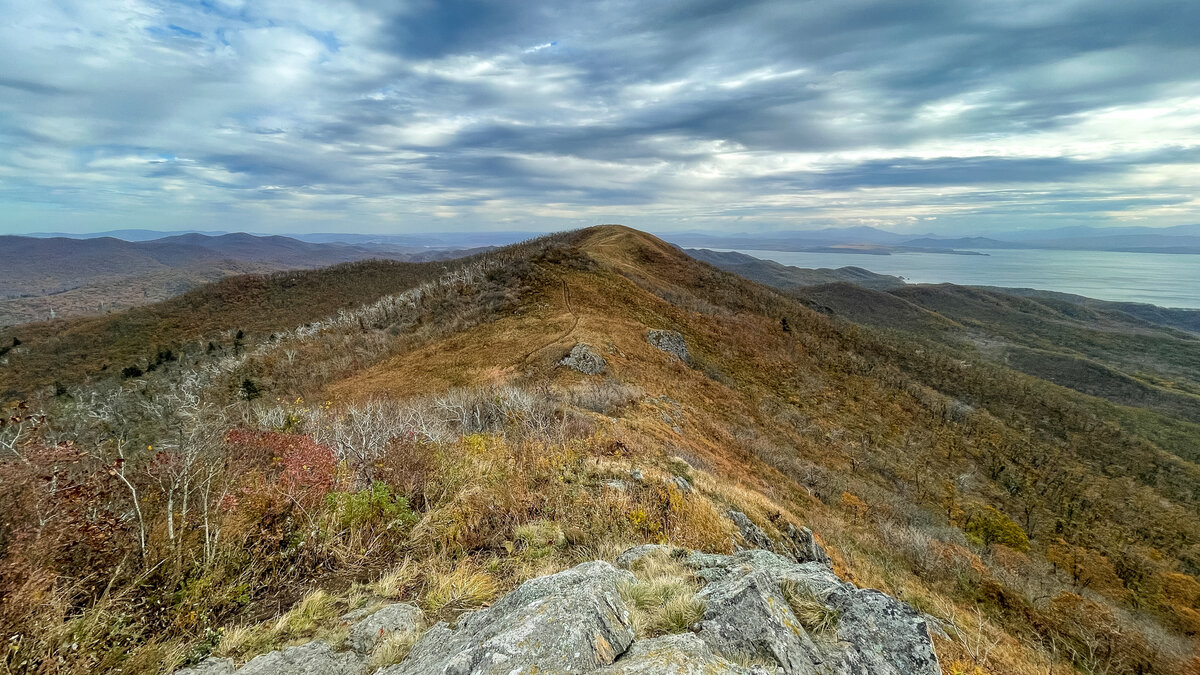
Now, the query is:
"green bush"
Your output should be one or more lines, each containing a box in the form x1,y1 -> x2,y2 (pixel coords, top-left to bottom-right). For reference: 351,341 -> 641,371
961,503 -> 1029,552
327,481 -> 418,532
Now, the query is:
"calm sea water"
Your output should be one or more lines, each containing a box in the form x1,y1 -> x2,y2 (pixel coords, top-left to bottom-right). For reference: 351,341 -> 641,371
726,248 -> 1200,309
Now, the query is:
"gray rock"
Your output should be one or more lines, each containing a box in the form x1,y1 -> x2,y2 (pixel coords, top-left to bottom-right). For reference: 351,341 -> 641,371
604,479 -> 628,492
647,329 -> 690,363
349,602 -> 424,654
596,633 -> 766,674
694,567 -> 826,674
686,550 -> 940,675
614,544 -> 672,569
380,561 -> 636,675
560,343 -> 608,375
175,657 -> 235,675
630,469 -> 644,482
237,641 -> 365,675
784,524 -> 832,570
728,511 -> 775,552
824,588 -> 941,675
670,475 -> 693,493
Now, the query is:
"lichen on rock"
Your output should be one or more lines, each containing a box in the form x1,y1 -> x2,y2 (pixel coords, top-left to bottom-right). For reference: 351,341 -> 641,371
561,343 -> 608,374
647,329 -> 690,363
378,560 -> 636,675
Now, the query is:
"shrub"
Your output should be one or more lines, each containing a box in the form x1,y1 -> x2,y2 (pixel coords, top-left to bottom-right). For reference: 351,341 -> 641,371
326,481 -> 418,532
961,504 -> 1029,552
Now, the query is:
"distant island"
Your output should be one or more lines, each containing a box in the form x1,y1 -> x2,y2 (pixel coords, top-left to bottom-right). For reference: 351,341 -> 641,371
792,244 -> 989,256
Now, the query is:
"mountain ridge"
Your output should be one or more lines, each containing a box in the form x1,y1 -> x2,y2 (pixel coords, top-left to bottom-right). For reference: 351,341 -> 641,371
2,226 -> 1198,675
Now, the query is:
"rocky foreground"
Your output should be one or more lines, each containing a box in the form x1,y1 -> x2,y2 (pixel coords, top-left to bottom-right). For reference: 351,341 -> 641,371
180,517 -> 940,675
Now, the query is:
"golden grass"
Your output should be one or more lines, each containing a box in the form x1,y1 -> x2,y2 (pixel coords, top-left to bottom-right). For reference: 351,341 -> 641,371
618,549 -> 707,637
370,558 -> 422,600
214,588 -> 344,661
422,561 -> 501,616
368,625 -> 427,668
779,579 -> 838,634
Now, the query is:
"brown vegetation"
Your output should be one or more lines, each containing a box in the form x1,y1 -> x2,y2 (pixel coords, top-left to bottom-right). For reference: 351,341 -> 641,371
1,225 -> 1197,674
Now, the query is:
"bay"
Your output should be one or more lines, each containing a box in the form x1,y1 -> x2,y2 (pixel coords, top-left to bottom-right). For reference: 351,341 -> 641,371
725,248 -> 1200,309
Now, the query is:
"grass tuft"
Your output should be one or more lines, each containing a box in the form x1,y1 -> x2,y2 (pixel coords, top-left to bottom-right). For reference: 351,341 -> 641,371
780,579 -> 838,634
618,549 -> 706,637
369,625 -> 427,668
370,558 -> 422,600
214,588 -> 343,661
423,561 -> 501,616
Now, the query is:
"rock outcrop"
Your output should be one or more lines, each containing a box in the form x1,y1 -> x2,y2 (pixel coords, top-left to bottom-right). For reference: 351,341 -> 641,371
175,657 -> 235,675
595,633 -> 770,674
726,510 -> 833,570
347,602 -> 423,654
561,343 -> 608,374
236,641 -> 363,675
784,524 -> 833,568
380,560 -> 635,674
647,329 -> 690,363
728,510 -> 776,552
685,549 -> 939,675
180,535 -> 935,675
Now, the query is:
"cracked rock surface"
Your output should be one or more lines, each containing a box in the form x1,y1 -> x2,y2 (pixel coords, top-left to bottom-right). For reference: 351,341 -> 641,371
178,526 -> 936,675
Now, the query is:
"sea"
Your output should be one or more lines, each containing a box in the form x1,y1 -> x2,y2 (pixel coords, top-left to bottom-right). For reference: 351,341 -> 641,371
725,248 -> 1200,309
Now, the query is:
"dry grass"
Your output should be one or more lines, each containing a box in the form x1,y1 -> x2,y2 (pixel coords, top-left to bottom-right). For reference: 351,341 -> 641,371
214,588 -> 344,661
13,227 -> 1200,675
422,561 -> 501,617
368,625 -> 427,668
370,558 -> 422,600
618,549 -> 707,637
779,579 -> 838,634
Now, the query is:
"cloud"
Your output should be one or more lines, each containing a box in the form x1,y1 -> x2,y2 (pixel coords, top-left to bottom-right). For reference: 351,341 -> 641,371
0,0 -> 1197,234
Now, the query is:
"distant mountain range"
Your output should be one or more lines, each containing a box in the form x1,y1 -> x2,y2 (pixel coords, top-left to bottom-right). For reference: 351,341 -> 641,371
26,229 -> 543,248
0,233 -> 486,326
665,223 -> 1200,254
22,223 -> 1200,254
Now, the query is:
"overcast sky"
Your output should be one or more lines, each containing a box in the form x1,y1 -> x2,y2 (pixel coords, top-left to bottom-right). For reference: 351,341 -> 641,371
1,0 -> 1198,235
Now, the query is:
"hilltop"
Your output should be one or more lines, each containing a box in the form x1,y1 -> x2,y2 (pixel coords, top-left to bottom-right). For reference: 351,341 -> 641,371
1,226 -> 1198,675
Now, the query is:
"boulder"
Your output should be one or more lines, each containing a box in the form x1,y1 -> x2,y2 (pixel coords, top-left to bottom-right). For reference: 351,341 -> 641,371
596,633 -> 770,674
175,657 -> 235,675
614,544 -> 672,569
783,524 -> 832,569
236,641 -> 365,675
687,550 -> 940,675
647,330 -> 690,363
728,510 -> 775,552
561,343 -> 608,375
693,567 -> 827,674
379,561 -> 636,674
348,602 -> 424,654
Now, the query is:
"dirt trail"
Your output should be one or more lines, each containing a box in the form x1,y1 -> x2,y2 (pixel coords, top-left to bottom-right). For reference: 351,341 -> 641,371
521,276 -> 579,363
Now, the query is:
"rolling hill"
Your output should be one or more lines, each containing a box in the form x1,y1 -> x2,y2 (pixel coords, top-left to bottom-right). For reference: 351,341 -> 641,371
2,226 -> 1198,675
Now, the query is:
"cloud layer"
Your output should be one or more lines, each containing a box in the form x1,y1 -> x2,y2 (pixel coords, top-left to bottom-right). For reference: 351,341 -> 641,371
1,0 -> 1198,234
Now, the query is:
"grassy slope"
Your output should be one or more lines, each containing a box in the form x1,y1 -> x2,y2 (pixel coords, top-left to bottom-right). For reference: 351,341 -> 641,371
5,226 -> 1199,674
0,258 -> 470,398
329,227 -> 1200,671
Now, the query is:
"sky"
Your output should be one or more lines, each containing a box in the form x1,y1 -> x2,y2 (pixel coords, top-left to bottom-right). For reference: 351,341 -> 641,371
1,0 -> 1198,235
